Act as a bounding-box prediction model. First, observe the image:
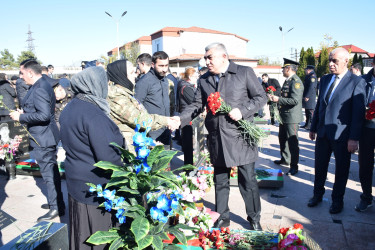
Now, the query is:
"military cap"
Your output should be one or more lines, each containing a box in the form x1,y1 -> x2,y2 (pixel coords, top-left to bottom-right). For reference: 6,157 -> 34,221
305,65 -> 315,70
282,58 -> 300,68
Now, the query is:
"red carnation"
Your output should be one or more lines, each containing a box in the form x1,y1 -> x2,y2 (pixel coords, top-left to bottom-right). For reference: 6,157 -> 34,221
279,227 -> 289,236
266,86 -> 276,93
293,223 -> 303,229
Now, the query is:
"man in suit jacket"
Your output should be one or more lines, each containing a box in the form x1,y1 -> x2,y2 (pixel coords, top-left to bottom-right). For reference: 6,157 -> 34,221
301,65 -> 318,130
261,73 -> 281,125
307,48 -> 366,214
178,43 -> 267,230
10,60 -> 65,222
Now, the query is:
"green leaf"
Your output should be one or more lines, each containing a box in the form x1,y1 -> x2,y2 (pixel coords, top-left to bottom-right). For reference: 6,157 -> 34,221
149,222 -> 164,235
151,235 -> 163,250
131,217 -> 150,243
183,202 -> 196,210
151,151 -> 177,174
86,183 -> 97,189
129,198 -> 138,206
137,235 -> 153,249
168,228 -> 187,246
124,211 -> 142,219
130,178 -> 138,189
86,230 -> 119,245
157,171 -> 178,182
111,170 -> 132,178
108,236 -> 125,250
159,232 -> 170,240
147,145 -> 164,166
173,224 -> 197,231
173,204 -> 185,216
118,186 -> 140,195
163,245 -> 183,250
105,177 -> 129,189
94,161 -> 123,172
110,142 -> 136,162
171,164 -> 196,173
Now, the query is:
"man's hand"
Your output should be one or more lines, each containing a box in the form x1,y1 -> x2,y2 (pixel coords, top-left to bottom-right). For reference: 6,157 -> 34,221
10,111 -> 21,121
167,116 -> 181,131
309,132 -> 316,141
304,97 -> 309,102
228,108 -> 242,121
347,140 -> 359,154
269,95 -> 279,103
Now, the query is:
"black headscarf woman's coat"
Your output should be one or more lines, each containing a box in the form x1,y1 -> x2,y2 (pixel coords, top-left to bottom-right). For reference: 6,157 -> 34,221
106,60 -> 134,91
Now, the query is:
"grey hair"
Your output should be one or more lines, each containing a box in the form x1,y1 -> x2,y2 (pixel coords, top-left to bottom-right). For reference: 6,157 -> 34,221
331,47 -> 350,60
288,65 -> 298,72
205,43 -> 229,57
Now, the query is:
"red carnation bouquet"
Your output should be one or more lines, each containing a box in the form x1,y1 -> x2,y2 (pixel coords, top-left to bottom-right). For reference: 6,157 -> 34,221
278,223 -> 307,250
207,92 -> 266,145
265,86 -> 282,125
365,100 -> 375,120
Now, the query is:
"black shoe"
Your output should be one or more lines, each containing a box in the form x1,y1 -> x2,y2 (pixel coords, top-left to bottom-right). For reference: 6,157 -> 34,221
37,209 -> 60,222
274,160 -> 288,165
286,168 -> 298,176
41,203 -> 50,209
249,221 -> 262,231
355,200 -> 373,212
329,202 -> 344,214
307,196 -> 322,207
213,218 -> 230,228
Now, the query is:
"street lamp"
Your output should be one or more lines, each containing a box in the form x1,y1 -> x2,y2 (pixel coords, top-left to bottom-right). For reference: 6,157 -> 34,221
105,10 -> 127,60
279,26 -> 294,59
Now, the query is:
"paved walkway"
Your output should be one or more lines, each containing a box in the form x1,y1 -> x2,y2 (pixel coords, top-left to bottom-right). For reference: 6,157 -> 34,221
1,119 -> 375,249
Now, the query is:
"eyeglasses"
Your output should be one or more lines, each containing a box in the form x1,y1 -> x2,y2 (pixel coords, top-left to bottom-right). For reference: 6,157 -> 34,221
329,58 -> 340,64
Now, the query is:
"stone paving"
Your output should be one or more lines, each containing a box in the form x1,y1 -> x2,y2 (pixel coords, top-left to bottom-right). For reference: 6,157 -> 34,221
1,117 -> 375,249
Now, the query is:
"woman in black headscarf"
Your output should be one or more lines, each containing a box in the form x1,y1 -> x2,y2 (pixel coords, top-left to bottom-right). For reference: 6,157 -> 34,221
106,60 -> 171,150
59,66 -> 124,250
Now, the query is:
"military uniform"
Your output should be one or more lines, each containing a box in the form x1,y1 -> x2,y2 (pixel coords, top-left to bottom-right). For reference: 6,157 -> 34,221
302,67 -> 317,129
107,84 -> 168,152
275,59 -> 304,174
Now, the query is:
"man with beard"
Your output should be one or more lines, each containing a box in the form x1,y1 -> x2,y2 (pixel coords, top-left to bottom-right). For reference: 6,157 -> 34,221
135,51 -> 172,146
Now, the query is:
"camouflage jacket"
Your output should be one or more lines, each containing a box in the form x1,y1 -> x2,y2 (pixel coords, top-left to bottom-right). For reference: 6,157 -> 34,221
107,84 -> 168,150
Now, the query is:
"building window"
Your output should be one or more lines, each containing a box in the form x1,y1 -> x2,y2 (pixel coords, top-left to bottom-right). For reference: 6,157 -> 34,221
156,44 -> 160,52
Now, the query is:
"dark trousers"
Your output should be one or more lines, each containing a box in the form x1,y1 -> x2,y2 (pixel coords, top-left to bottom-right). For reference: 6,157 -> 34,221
214,163 -> 261,223
304,109 -> 314,128
33,146 -> 64,211
278,123 -> 299,168
181,125 -> 193,165
358,127 -> 375,202
69,195 -> 115,250
313,136 -> 351,202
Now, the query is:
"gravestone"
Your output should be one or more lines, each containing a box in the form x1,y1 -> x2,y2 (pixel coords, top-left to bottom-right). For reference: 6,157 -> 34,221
0,209 -> 16,230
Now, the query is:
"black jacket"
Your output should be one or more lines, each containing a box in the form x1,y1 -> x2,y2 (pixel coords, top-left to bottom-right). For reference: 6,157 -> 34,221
302,70 -> 317,109
16,78 -> 29,107
261,78 -> 281,96
180,61 -> 267,167
0,80 -> 16,115
363,68 -> 374,105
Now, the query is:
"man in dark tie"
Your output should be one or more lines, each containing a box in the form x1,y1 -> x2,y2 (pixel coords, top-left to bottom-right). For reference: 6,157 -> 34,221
10,59 -> 65,221
307,48 -> 366,214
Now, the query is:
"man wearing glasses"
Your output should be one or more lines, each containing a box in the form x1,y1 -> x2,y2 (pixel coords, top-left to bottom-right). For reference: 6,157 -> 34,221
307,48 -> 366,214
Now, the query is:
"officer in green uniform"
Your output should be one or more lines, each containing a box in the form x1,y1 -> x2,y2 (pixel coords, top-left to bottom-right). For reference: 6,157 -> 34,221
269,58 -> 304,175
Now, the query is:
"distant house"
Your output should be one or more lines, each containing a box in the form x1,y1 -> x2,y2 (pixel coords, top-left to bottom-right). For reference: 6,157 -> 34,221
107,36 -> 152,57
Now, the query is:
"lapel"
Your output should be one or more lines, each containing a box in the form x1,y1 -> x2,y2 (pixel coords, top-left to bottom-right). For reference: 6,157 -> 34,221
21,84 -> 34,107
217,61 -> 237,95
206,73 -> 216,91
329,71 -> 350,104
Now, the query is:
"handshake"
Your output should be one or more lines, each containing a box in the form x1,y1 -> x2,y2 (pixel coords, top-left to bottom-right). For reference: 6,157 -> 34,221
167,116 -> 181,131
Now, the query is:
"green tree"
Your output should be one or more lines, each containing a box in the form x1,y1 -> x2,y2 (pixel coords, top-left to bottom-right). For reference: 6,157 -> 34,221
316,47 -> 329,78
16,50 -> 41,65
306,47 -> 316,67
121,42 -> 140,66
256,56 -> 282,66
0,49 -> 17,69
352,53 -> 358,65
358,55 -> 364,75
297,47 -> 306,80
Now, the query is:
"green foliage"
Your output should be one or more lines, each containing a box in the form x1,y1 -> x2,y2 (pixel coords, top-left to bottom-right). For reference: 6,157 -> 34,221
306,47 -> 316,67
87,143 -> 197,249
16,50 -> 41,65
0,49 -> 18,69
256,56 -> 282,66
316,47 -> 329,78
297,47 -> 306,80
358,55 -> 364,75
121,42 -> 140,66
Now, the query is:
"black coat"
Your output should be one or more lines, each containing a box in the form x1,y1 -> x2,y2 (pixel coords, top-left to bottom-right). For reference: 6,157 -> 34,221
302,70 -> 317,109
16,78 -> 29,107
0,80 -> 16,115
261,78 -> 281,96
180,61 -> 267,167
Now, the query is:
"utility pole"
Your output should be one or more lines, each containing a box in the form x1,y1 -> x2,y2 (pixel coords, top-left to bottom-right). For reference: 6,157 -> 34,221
26,25 -> 36,54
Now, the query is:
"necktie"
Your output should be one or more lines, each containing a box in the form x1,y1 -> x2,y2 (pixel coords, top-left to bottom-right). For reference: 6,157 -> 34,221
325,76 -> 339,103
215,74 -> 220,84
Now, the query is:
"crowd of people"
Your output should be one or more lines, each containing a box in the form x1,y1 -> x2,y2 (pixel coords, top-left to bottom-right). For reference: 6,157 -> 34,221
0,43 -> 374,249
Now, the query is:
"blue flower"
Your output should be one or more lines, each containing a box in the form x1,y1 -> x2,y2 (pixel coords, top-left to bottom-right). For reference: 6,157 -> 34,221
145,137 -> 156,147
137,146 -> 150,159
159,215 -> 168,223
104,200 -> 113,212
118,215 -> 126,224
114,197 -> 125,208
89,186 -> 96,193
170,190 -> 183,200
157,194 -> 171,211
150,207 -> 164,221
103,189 -> 116,201
134,164 -> 142,174
133,132 -> 147,147
135,123 -> 141,132
143,162 -> 151,173
170,198 -> 179,210
116,209 -> 126,223
166,207 -> 174,216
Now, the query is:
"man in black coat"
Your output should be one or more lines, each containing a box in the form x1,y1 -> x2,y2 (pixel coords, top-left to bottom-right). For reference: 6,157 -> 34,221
307,48 -> 366,214
261,73 -> 281,125
301,65 -> 317,130
10,60 -> 65,222
179,43 -> 267,230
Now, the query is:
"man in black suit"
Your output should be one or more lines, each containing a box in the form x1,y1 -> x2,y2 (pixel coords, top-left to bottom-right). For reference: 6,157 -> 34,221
10,60 -> 65,222
301,65 -> 317,130
261,73 -> 281,125
307,48 -> 366,214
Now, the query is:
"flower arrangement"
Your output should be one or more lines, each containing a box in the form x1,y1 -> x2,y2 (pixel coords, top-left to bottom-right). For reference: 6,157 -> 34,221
86,123 -> 200,250
278,223 -> 307,250
177,206 -> 213,233
365,100 -> 375,120
265,86 -> 282,125
207,92 -> 267,145
0,135 -> 22,162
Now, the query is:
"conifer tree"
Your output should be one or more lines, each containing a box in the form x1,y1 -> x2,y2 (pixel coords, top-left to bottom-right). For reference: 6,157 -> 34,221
358,55 -> 364,75
306,47 -> 316,67
297,47 -> 306,80
317,47 -> 329,78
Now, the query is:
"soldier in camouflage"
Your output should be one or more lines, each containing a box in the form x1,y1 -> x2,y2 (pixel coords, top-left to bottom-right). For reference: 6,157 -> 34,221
269,58 -> 304,175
